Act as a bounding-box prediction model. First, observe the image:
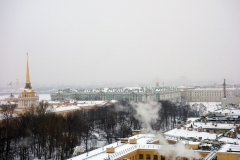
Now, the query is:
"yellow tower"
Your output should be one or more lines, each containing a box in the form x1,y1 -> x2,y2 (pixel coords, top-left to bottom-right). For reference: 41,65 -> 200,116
18,53 -> 39,108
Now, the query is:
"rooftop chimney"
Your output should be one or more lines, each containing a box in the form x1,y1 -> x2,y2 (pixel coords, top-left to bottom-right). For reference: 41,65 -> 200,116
129,139 -> 137,144
106,147 -> 115,153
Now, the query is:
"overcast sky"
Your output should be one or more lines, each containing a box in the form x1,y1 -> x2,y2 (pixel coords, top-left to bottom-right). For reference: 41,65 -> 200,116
1,0 -> 240,88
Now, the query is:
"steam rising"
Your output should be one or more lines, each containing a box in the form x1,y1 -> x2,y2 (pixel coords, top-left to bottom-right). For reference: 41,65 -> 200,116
131,101 -> 161,132
130,101 -> 201,159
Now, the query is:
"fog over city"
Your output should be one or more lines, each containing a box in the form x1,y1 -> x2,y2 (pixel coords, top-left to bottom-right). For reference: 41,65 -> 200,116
1,1 -> 240,87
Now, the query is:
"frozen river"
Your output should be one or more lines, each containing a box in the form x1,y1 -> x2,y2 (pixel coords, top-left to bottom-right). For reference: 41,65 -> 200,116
0,94 -> 51,101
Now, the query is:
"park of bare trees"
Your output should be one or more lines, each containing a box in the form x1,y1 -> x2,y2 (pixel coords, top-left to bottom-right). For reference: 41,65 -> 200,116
0,100 -> 199,160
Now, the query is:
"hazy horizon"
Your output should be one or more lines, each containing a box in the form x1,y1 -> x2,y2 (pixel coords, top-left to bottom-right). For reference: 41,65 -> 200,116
1,1 -> 240,87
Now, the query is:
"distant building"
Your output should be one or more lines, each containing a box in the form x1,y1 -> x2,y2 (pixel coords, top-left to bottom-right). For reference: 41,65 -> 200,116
51,86 -> 181,103
17,53 -> 39,108
178,86 -> 194,101
181,80 -> 240,102
4,93 -> 18,103
186,88 -> 239,102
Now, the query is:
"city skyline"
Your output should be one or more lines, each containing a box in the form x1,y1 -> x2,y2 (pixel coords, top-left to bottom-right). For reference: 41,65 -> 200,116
1,1 -> 240,86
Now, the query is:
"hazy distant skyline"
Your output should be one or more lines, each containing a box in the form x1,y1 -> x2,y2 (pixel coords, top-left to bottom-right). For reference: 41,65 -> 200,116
1,1 -> 240,87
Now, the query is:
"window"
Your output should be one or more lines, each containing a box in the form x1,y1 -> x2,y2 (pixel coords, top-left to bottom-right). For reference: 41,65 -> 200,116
154,155 -> 158,160
139,154 -> 144,159
135,155 -> 137,160
146,154 -> 151,160
161,155 -> 165,160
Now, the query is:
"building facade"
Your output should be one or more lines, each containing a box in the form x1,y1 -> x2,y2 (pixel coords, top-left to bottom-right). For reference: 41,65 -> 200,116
51,87 -> 181,103
186,88 -> 239,102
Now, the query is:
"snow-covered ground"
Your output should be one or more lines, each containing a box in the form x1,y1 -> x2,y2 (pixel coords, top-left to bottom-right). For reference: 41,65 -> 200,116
189,102 -> 222,113
47,105 -> 80,113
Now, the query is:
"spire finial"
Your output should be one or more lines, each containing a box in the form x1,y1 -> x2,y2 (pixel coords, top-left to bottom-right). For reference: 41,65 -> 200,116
25,53 -> 32,89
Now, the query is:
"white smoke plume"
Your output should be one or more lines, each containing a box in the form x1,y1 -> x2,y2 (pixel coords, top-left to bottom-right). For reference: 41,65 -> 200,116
158,141 -> 201,159
131,101 -> 161,132
131,101 -> 201,159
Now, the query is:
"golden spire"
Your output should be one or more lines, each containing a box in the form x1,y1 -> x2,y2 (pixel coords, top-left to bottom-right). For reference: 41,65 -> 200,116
25,53 -> 32,89
26,53 -> 30,83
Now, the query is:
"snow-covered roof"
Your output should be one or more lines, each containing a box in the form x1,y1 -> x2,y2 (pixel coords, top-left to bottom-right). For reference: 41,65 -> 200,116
53,86 -> 181,94
218,144 -> 240,153
218,137 -> 239,144
214,109 -> 240,116
187,117 -> 201,122
164,128 -> 218,140
165,136 -> 201,145
48,105 -> 80,113
70,134 -> 156,160
185,122 -> 235,130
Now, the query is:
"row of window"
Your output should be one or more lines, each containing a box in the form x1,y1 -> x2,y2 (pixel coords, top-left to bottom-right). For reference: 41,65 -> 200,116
187,91 -> 232,95
123,154 -> 191,160
193,97 -> 221,102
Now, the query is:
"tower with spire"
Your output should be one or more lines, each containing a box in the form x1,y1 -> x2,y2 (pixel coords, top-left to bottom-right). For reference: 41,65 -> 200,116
18,53 -> 39,108
223,79 -> 226,98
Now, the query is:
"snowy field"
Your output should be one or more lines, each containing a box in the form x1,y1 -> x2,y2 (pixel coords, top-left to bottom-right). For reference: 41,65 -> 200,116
189,102 -> 222,113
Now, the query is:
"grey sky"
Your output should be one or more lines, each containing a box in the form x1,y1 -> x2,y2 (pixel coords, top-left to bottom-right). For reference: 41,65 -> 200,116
1,0 -> 240,87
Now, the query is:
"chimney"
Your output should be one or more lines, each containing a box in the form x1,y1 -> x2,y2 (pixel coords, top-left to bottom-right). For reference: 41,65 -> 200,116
120,138 -> 129,143
223,79 -> 226,98
140,129 -> 146,134
106,147 -> 115,153
129,139 -> 137,144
